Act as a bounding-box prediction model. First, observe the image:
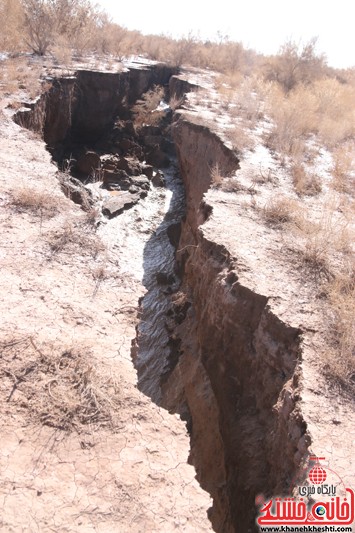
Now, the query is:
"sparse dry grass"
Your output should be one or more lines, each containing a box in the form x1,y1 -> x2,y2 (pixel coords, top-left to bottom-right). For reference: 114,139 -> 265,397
290,204 -> 352,275
0,57 -> 42,99
252,165 -> 278,186
46,220 -> 104,257
314,78 -> 355,148
10,184 -> 61,218
0,337 -> 121,431
289,206 -> 354,385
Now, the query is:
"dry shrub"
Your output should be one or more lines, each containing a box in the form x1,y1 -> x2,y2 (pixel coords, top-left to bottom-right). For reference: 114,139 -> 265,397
132,85 -> 165,129
217,84 -> 235,111
221,177 -> 243,193
265,38 -> 326,93
266,84 -> 317,156
51,35 -> 73,66
0,57 -> 42,99
312,78 -> 355,148
47,220 -> 104,257
0,337 -> 121,431
83,206 -> 101,227
252,165 -> 278,186
0,0 -> 23,52
169,94 -> 184,111
215,72 -> 242,93
331,142 -> 355,195
325,271 -> 355,387
226,123 -> 255,155
290,205 -> 352,280
290,161 -> 322,196
210,163 -> 223,186
229,76 -> 263,124
215,74 -> 263,128
209,163 -> 242,192
296,236 -> 331,278
265,76 -> 355,159
10,184 -> 61,217
262,196 -> 299,227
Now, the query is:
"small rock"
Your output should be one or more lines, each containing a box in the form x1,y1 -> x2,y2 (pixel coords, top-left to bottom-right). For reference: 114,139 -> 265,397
115,156 -> 142,176
152,171 -> 165,187
76,151 -> 100,175
102,192 -> 140,218
141,164 -> 154,179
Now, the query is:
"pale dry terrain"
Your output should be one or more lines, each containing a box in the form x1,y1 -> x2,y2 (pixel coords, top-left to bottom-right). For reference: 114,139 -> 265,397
0,107 -> 212,531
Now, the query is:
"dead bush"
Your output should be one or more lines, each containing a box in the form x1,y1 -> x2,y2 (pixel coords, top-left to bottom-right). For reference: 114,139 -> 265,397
296,238 -> 331,278
266,84 -> 317,156
0,337 -> 121,431
262,196 -> 299,227
220,178 -> 243,193
169,94 -> 184,111
252,165 -> 278,185
331,142 -> 355,195
83,206 -> 101,227
210,162 -> 223,186
132,85 -> 165,129
226,124 -> 255,155
291,162 -> 322,196
325,271 -> 355,388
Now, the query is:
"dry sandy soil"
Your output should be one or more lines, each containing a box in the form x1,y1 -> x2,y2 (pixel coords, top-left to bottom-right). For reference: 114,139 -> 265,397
0,106 -> 212,531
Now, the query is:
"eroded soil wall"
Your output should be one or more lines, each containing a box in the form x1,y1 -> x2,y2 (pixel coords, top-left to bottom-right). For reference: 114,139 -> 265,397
159,114 -> 310,532
15,64 -> 177,151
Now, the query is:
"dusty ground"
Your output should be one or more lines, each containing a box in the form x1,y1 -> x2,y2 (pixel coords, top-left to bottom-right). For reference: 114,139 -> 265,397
0,109 -> 212,531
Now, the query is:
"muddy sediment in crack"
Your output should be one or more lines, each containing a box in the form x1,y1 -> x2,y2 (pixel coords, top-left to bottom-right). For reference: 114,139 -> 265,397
130,162 -> 185,404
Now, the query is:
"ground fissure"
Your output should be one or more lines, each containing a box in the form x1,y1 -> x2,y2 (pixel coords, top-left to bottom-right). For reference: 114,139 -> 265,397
2,62 -> 354,533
